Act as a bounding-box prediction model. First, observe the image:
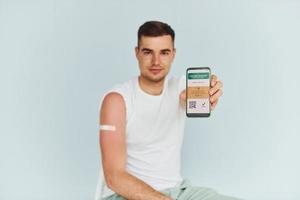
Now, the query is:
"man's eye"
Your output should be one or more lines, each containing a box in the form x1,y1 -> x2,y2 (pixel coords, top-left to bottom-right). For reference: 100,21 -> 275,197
143,51 -> 151,55
161,51 -> 169,55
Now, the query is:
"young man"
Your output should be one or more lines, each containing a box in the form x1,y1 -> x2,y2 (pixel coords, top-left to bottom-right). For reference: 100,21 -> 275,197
97,21 -> 239,200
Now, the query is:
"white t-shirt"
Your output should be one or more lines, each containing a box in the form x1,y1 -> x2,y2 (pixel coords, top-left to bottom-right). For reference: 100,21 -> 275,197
96,75 -> 186,199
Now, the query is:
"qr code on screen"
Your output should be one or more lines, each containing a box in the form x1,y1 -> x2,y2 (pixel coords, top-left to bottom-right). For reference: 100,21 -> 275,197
189,101 -> 196,109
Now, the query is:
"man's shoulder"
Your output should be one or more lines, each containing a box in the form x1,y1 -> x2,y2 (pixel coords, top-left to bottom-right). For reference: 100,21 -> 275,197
109,76 -> 136,93
167,74 -> 185,91
103,76 -> 136,104
168,75 -> 184,82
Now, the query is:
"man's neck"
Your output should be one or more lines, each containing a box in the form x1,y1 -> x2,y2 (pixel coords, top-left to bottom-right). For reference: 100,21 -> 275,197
138,76 -> 165,96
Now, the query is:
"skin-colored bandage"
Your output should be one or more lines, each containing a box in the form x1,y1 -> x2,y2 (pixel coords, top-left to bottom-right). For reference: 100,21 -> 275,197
99,125 -> 116,132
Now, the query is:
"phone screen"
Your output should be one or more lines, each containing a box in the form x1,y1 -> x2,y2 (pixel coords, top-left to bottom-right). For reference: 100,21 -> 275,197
186,67 -> 211,117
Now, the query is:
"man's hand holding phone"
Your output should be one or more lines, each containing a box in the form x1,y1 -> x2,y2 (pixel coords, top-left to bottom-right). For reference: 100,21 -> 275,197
209,74 -> 223,110
180,69 -> 223,116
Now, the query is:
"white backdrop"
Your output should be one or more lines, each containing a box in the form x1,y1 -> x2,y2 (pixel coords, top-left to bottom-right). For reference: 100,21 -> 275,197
1,1 -> 299,200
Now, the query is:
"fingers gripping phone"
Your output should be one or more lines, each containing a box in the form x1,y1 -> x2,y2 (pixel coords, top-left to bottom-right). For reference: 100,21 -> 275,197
186,67 -> 211,117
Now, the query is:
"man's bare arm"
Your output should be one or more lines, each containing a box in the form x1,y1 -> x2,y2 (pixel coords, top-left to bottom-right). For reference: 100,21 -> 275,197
99,92 -> 171,200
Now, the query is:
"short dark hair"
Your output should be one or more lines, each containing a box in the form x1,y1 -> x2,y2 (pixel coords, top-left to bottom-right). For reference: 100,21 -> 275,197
137,21 -> 175,47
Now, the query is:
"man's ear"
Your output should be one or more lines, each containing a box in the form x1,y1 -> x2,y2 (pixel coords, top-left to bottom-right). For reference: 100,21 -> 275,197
172,47 -> 176,60
135,46 -> 139,59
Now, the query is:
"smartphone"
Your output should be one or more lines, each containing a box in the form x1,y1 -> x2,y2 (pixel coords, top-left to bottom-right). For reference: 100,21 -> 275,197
186,67 -> 211,117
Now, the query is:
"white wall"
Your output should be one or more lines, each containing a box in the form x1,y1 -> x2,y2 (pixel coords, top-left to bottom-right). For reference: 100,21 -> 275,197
1,1 -> 299,199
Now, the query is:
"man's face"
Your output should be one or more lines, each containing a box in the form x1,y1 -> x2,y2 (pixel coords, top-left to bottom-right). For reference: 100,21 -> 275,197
135,35 -> 176,83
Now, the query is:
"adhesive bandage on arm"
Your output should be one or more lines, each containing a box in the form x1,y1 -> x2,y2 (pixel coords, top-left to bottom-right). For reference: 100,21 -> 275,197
99,124 -> 116,132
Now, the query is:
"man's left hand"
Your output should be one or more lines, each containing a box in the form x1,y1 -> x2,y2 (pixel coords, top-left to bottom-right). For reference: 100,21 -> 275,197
209,74 -> 223,110
179,74 -> 223,110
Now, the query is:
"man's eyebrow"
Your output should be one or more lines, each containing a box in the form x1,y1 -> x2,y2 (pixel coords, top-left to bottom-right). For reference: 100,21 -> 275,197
161,49 -> 171,52
141,48 -> 172,52
141,48 -> 153,52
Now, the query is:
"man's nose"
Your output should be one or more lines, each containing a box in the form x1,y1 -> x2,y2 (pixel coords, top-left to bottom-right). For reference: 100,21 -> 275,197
152,53 -> 161,66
